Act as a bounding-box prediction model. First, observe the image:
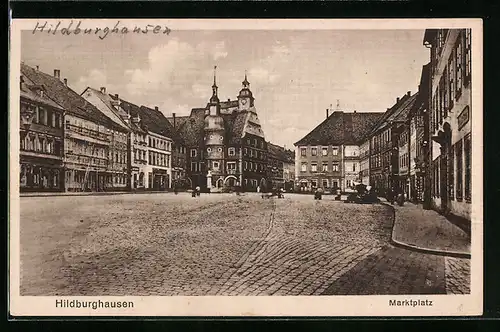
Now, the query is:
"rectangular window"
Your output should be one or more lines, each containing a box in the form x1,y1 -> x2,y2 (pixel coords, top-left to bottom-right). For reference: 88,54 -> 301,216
332,163 -> 339,172
464,134 -> 471,202
54,113 -> 61,128
301,162 -> 307,172
456,140 -> 463,201
228,147 -> 235,156
352,163 -> 356,172
311,148 -> 317,156
39,107 -> 46,125
322,162 -> 328,172
311,180 -> 317,188
190,149 -> 197,158
322,179 -> 328,188
456,34 -> 463,99
311,163 -> 317,172
448,56 -> 455,108
450,145 -> 455,200
332,147 -> 339,156
465,29 -> 471,85
322,147 -> 328,156
191,162 -> 197,172
213,161 -> 220,170
300,148 -> 306,157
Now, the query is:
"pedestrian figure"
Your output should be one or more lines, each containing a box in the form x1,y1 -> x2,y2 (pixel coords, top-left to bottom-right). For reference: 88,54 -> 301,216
257,186 -> 260,193
387,188 -> 395,205
196,186 -> 201,197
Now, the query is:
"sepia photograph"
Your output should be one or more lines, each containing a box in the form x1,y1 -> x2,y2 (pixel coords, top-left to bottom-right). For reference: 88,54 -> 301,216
9,19 -> 483,316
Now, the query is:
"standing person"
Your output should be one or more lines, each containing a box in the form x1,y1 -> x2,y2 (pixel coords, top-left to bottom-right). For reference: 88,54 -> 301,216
196,185 -> 201,197
387,187 -> 395,205
257,186 -> 260,193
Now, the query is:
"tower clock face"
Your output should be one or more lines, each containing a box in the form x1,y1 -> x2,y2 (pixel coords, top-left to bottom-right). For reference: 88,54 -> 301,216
241,99 -> 247,105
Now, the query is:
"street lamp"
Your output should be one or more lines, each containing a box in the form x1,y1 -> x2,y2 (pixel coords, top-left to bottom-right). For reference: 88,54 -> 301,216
20,103 -> 36,140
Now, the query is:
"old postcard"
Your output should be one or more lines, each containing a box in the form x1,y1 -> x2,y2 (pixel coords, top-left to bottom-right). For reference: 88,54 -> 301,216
9,18 -> 483,316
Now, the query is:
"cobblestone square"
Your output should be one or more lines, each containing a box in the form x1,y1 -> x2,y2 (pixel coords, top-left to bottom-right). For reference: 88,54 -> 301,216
20,193 -> 470,296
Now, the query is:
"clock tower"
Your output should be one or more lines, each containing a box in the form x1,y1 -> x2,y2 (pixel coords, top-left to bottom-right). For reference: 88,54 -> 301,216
238,71 -> 254,111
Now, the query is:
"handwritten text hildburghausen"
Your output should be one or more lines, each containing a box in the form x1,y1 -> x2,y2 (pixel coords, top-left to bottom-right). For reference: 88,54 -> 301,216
32,21 -> 172,40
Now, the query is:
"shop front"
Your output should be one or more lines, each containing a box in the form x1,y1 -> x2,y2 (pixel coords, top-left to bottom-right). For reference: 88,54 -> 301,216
149,168 -> 170,191
20,155 -> 64,192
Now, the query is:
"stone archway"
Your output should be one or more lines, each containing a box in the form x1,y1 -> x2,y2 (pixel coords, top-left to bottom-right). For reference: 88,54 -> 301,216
216,178 -> 224,188
224,175 -> 238,187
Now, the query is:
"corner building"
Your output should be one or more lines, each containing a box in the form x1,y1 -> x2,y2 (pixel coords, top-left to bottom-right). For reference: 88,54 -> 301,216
294,111 -> 383,193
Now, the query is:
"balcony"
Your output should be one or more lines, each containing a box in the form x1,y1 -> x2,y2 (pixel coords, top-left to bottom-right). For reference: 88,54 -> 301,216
66,123 -> 111,143
65,152 -> 108,168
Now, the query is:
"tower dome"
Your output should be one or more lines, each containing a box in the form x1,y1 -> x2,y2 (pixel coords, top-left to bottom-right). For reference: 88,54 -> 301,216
204,114 -> 225,131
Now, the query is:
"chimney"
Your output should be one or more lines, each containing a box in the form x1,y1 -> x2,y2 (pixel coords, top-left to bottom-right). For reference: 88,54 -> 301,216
228,98 -> 230,102
114,94 -> 119,100
155,106 -> 159,112
396,97 -> 400,103
54,69 -> 60,79
172,112 -> 176,128
20,75 -> 24,89
326,108 -> 329,119
100,87 -> 106,94
63,78 -> 68,86
35,65 -> 39,71
407,91 -> 411,96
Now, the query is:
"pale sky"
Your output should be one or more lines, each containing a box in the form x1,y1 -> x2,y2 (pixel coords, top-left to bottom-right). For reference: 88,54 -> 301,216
21,29 -> 429,148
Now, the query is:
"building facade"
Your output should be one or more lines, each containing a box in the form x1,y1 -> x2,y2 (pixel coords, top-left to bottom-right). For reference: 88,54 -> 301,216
139,106 -> 175,190
21,64 -> 131,192
170,71 -> 269,192
81,87 -> 131,191
283,149 -> 295,192
168,113 -> 187,189
19,76 -> 65,192
424,28 -> 472,221
294,110 -> 383,193
367,92 -> 417,196
267,142 -> 293,190
359,139 -> 370,185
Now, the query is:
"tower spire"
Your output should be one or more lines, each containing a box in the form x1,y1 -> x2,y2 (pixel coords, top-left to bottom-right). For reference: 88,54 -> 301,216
210,65 -> 219,103
242,70 -> 250,87
213,65 -> 217,87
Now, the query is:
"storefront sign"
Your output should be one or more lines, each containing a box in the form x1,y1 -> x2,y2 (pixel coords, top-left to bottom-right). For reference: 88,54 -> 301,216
458,106 -> 470,130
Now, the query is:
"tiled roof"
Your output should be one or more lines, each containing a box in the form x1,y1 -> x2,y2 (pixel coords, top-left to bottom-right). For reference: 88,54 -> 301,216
82,87 -> 130,131
108,95 -> 147,134
177,108 -> 206,147
166,115 -> 190,131
139,105 -> 178,140
267,142 -> 295,162
229,111 -> 248,145
370,94 -> 418,135
174,107 -> 253,147
294,111 -> 384,146
20,83 -> 64,110
21,63 -> 126,132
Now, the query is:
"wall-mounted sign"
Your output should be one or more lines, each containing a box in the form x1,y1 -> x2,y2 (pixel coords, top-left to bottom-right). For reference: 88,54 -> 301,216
458,106 -> 470,130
